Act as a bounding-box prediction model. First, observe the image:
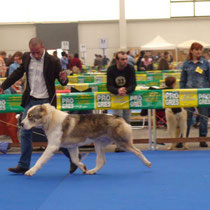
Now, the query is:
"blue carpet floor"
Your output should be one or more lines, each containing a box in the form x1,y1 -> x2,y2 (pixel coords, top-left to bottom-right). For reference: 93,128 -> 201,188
1,151 -> 210,210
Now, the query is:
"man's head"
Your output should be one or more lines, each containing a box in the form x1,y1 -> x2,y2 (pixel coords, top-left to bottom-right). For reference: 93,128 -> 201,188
13,51 -> 23,65
164,51 -> 169,59
116,51 -> 128,70
0,51 -> 6,59
29,37 -> 44,60
61,51 -> 67,57
53,51 -> 58,57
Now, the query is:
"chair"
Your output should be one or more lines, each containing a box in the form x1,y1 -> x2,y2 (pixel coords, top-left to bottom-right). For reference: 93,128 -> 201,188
0,113 -> 19,143
156,109 -> 167,127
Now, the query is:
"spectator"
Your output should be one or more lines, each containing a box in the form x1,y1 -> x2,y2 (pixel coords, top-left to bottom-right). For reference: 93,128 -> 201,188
110,52 -> 117,66
60,51 -> 69,70
69,53 -> 82,74
8,51 -> 23,75
139,54 -> 154,71
158,51 -> 170,70
127,50 -> 136,66
0,51 -> 7,77
0,37 -> 79,174
7,51 -> 24,94
103,55 -> 110,66
169,53 -> 174,63
5,54 -> 13,67
68,53 -> 73,64
136,51 -> 145,71
180,42 -> 210,148
94,54 -> 103,71
107,51 -> 137,152
53,50 -> 58,58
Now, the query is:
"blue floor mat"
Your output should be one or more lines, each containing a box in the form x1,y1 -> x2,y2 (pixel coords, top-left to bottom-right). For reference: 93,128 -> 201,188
1,151 -> 210,210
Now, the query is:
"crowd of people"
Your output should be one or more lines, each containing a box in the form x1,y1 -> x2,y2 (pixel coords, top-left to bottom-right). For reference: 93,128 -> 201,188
0,48 -> 176,80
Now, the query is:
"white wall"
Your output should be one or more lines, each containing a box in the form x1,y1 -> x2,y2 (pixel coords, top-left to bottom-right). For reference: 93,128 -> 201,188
78,21 -> 119,65
1,17 -> 210,64
0,24 -> 36,55
127,17 -> 210,48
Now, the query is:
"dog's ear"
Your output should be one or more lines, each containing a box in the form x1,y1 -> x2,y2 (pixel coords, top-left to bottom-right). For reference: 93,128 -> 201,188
40,103 -> 54,115
40,104 -> 48,115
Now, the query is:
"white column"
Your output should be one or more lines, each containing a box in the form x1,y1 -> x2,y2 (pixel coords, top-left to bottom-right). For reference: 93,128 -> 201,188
119,0 -> 127,50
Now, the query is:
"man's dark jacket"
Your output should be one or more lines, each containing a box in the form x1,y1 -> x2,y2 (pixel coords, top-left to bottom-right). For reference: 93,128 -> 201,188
0,52 -> 68,107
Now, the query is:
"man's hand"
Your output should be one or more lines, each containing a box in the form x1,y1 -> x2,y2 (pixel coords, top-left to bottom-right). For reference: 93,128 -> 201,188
118,87 -> 127,96
59,70 -> 67,82
0,88 -> 4,94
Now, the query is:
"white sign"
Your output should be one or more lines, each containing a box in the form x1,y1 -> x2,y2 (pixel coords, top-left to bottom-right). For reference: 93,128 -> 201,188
80,44 -> 86,52
61,41 -> 69,50
99,38 -> 108,49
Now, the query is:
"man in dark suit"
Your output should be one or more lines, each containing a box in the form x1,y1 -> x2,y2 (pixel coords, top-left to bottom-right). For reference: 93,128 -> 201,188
0,37 -> 78,174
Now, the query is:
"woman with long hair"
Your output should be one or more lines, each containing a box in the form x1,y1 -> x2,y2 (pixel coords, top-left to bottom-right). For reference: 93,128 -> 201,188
180,42 -> 210,148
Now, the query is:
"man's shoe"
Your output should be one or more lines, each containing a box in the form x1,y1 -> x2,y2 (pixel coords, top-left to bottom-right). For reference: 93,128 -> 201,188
70,153 -> 82,174
200,142 -> 208,148
8,166 -> 28,174
176,143 -> 183,148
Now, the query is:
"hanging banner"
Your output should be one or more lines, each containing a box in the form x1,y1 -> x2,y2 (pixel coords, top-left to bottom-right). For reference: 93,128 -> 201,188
163,89 -> 197,108
198,89 -> 210,107
0,94 -> 23,113
57,93 -> 94,111
1,89 -> 210,113
130,90 -> 162,109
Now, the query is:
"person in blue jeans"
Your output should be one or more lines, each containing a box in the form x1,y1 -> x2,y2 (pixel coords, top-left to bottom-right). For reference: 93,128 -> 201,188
0,37 -> 79,174
180,42 -> 210,148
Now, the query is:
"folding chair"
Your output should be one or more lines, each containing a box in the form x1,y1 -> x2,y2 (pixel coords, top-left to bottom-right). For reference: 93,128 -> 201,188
156,109 -> 167,127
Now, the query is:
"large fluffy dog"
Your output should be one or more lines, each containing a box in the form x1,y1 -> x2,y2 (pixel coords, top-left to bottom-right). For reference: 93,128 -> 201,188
22,104 -> 151,176
165,108 -> 188,150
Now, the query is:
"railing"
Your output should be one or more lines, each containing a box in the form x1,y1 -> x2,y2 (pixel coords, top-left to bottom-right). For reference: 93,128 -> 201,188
1,89 -> 210,113
1,88 -> 210,150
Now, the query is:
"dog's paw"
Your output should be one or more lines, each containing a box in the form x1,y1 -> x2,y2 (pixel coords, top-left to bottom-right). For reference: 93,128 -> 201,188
183,146 -> 189,150
168,146 -> 173,150
85,169 -> 97,175
79,163 -> 87,173
24,168 -> 36,176
146,161 -> 152,168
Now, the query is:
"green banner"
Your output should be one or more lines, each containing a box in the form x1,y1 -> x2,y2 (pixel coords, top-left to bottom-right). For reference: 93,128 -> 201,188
0,94 -> 23,113
57,92 -> 95,111
198,89 -> 210,107
1,89 -> 210,113
130,90 -> 162,109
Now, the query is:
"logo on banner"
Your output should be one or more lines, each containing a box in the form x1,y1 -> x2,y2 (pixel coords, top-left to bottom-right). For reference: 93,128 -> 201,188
96,94 -> 111,108
165,91 -> 179,106
0,100 -> 6,110
199,93 -> 210,105
130,95 -> 142,108
61,97 -> 74,109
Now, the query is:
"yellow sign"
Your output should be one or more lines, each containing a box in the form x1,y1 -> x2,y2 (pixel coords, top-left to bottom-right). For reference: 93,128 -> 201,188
163,89 -> 197,108
179,89 -> 197,107
195,67 -> 203,74
111,95 -> 129,109
68,76 -> 78,83
136,74 -> 147,81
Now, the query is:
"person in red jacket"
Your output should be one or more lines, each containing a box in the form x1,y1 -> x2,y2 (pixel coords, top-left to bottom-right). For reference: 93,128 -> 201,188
69,53 -> 82,74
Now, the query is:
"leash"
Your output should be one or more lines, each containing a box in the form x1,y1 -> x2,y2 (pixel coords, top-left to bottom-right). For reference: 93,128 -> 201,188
185,107 -> 209,120
122,98 -> 209,120
0,118 -> 47,137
